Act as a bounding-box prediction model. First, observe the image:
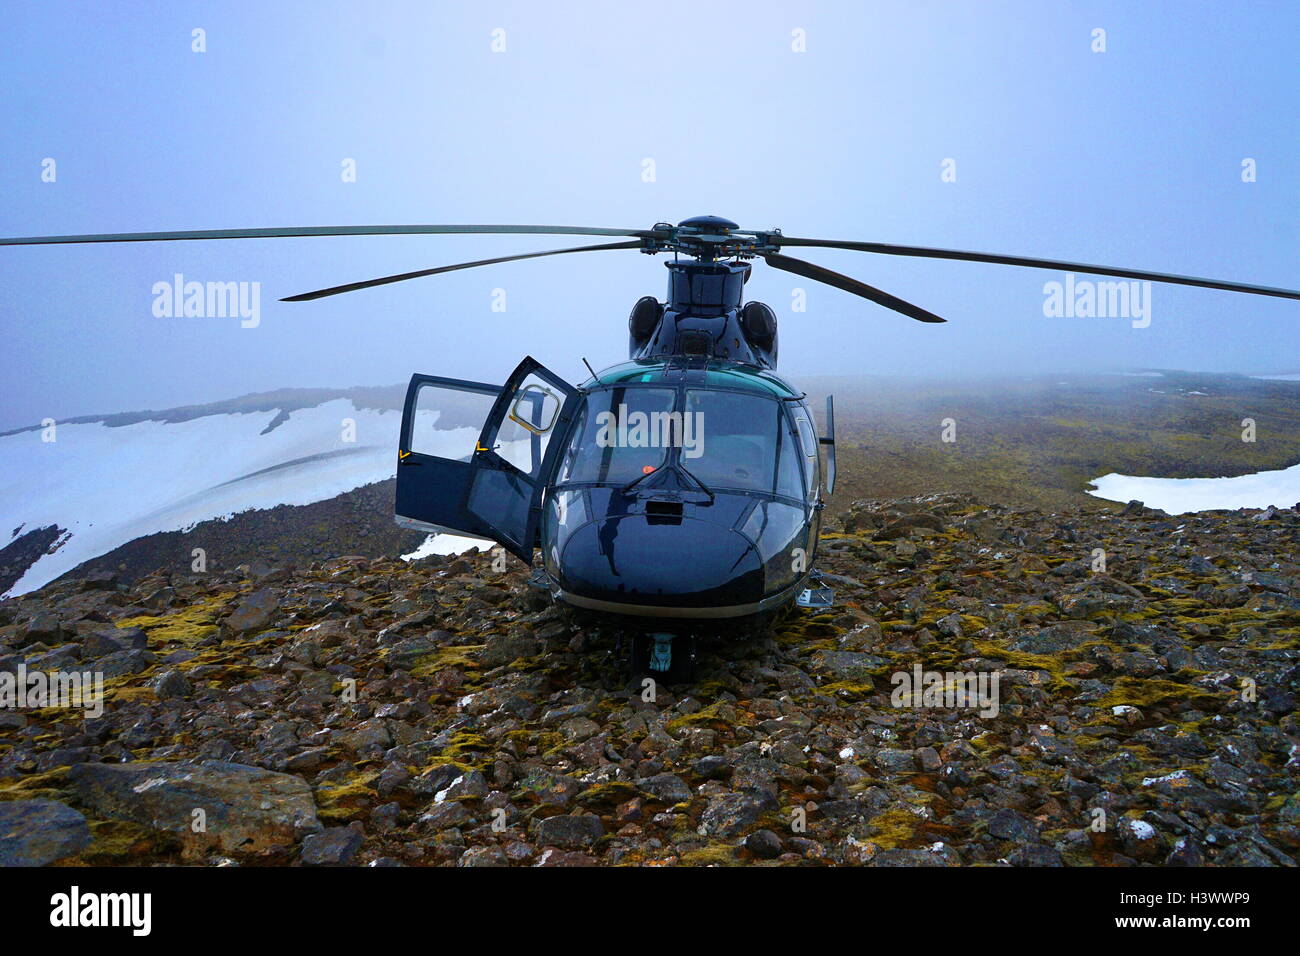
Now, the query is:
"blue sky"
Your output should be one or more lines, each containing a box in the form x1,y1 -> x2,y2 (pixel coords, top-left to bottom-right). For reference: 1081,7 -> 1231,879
1,0 -> 1296,429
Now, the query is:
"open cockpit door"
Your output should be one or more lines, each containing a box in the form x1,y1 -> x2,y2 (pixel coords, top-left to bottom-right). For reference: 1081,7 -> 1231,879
396,358 -> 579,560
396,374 -> 504,542
465,357 -> 580,560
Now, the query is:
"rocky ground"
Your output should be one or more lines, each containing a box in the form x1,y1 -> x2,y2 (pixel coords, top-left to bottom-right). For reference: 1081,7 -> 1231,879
0,493 -> 1296,867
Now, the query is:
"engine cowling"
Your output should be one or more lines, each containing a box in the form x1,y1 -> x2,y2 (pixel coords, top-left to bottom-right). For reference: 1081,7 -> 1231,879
628,295 -> 663,348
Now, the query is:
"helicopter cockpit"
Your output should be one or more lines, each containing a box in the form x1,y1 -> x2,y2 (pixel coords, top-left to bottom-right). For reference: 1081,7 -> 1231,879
555,384 -> 817,500
530,361 -> 833,617
393,354 -> 835,619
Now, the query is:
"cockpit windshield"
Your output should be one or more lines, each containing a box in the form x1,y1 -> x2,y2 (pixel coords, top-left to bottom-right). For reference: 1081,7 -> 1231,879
684,389 -> 802,495
557,386 -> 807,499
557,387 -> 676,484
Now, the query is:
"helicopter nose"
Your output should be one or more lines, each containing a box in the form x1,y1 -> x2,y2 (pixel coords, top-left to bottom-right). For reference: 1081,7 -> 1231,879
558,515 -> 765,612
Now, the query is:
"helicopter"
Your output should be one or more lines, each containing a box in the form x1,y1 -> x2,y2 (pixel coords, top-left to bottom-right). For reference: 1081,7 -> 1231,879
4,215 -> 1298,678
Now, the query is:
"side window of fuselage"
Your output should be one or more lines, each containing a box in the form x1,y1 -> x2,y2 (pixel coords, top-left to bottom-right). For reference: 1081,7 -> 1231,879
791,405 -> 820,500
556,404 -> 588,483
775,411 -> 805,500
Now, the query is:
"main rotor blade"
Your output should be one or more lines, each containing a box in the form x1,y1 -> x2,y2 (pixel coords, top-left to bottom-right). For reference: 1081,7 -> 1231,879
777,237 -> 1300,300
762,253 -> 947,323
0,224 -> 662,247
281,240 -> 643,301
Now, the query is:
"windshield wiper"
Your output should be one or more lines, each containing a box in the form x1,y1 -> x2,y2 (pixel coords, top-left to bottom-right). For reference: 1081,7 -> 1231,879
675,464 -> 716,502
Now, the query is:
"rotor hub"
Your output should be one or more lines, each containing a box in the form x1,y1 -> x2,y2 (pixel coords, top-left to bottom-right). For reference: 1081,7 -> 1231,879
642,215 -> 782,261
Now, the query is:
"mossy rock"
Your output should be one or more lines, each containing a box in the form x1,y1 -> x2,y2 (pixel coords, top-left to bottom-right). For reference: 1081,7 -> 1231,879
666,701 -> 747,734
814,680 -> 876,702
410,644 -> 485,679
678,842 -> 742,866
437,732 -> 493,770
115,593 -> 233,646
75,819 -> 184,865
315,771 -> 379,824
864,806 -> 929,850
971,639 -> 1075,691
0,766 -> 72,803
1095,677 -> 1220,710
573,780 -> 646,810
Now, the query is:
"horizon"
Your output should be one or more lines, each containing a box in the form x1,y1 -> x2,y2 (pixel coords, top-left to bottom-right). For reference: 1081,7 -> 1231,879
3,363 -> 1297,435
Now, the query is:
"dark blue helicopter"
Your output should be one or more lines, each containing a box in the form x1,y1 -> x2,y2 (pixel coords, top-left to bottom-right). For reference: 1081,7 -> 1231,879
6,214 -> 1297,676
394,350 -> 831,680
390,219 -> 842,676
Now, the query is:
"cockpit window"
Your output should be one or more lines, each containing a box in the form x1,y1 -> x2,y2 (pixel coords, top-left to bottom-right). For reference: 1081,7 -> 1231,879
775,415 -> 805,499
683,390 -> 801,496
790,407 -> 820,500
556,385 -> 808,501
558,387 -> 676,483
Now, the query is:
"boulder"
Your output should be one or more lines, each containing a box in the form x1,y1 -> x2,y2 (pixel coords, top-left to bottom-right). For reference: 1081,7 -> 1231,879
480,632 -> 542,667
534,813 -> 604,848
0,800 -> 92,866
301,826 -> 364,866
639,772 -> 692,805
150,669 -> 192,699
68,760 -> 320,856
700,789 -> 778,838
225,589 -> 279,634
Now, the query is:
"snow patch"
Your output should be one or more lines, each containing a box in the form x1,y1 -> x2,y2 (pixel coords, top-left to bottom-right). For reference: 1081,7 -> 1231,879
0,399 -> 473,596
1089,461 -> 1300,515
1127,819 -> 1156,840
401,533 -> 488,562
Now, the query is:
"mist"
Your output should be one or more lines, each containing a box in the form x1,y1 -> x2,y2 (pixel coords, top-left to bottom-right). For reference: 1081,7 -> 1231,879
2,0 -> 1296,432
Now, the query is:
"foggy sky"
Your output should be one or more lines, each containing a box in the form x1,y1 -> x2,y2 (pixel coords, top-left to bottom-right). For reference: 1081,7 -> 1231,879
1,0 -> 1297,431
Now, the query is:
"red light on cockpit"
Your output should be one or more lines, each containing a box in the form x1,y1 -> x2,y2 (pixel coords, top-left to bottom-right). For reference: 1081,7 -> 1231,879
642,465 -> 655,474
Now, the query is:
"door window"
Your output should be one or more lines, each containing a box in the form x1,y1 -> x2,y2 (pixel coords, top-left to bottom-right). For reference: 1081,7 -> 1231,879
408,383 -> 498,461
492,372 -> 565,477
465,358 -> 579,558
395,374 -> 502,542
